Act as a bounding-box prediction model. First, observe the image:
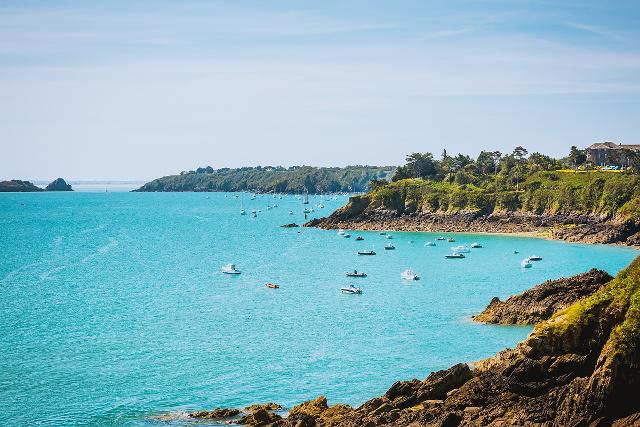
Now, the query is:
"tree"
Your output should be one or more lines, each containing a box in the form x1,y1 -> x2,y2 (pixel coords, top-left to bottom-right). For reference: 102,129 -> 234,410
391,166 -> 411,182
476,151 -> 496,176
491,151 -> 502,196
568,146 -> 586,171
441,149 -> 454,184
511,147 -> 528,191
405,152 -> 437,179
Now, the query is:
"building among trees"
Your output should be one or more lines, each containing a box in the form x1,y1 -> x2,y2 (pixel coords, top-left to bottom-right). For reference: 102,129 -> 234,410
586,142 -> 640,167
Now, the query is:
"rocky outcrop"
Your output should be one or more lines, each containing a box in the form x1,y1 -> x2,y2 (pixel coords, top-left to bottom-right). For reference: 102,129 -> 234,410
245,402 -> 283,412
237,408 -> 282,426
0,180 -> 43,192
473,268 -> 613,324
280,223 -> 300,228
305,196 -> 640,246
189,408 -> 240,419
45,178 -> 73,191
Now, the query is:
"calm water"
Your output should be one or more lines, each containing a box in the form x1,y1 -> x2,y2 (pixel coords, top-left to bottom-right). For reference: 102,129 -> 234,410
1,192 -> 637,426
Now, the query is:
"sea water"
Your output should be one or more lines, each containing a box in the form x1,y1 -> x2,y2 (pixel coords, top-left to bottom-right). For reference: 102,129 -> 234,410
0,192 -> 637,426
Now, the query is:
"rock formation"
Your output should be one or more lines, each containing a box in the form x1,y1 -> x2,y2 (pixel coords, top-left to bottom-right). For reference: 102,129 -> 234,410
473,268 -> 613,324
45,178 -> 73,191
0,180 -> 43,192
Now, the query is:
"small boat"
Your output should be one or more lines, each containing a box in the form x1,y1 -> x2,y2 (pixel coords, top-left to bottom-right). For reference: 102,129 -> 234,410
521,259 -> 532,268
445,253 -> 465,259
447,237 -> 456,242
424,242 -> 436,247
303,190 -> 309,205
451,245 -> 470,253
358,250 -> 376,255
303,208 -> 312,214
338,229 -> 346,235
346,270 -> 367,277
528,255 -> 543,261
240,209 -> 246,215
221,264 -> 241,274
343,233 -> 351,238
401,269 -> 420,281
379,232 -> 387,235
265,283 -> 279,289
341,285 -> 362,294
317,204 -> 324,209
386,235 -> 393,239
384,243 -> 395,250
289,211 -> 294,215
514,250 -> 520,254
436,237 -> 446,241
355,236 -> 364,241
471,243 -> 482,248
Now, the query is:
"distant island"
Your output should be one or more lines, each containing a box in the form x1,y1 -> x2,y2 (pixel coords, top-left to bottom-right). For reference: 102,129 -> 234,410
134,165 -> 395,194
0,178 -> 73,192
307,145 -> 640,246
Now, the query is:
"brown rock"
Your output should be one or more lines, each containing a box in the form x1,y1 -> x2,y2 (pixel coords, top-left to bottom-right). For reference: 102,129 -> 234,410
189,408 -> 240,419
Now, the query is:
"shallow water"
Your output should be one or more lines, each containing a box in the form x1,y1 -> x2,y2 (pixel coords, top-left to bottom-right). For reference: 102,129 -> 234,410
0,192 -> 637,426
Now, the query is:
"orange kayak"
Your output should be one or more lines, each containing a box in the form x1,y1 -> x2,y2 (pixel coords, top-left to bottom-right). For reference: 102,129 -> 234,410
265,283 -> 279,289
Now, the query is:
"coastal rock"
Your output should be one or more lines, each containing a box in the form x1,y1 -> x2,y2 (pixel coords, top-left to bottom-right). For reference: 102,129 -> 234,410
189,408 -> 240,418
237,408 -> 282,426
0,180 -> 43,192
45,178 -> 73,191
280,223 -> 300,228
245,402 -> 283,412
289,396 -> 329,418
473,268 -> 613,324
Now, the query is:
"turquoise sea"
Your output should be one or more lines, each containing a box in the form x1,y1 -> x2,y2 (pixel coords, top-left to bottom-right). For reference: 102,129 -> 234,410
1,191 -> 637,426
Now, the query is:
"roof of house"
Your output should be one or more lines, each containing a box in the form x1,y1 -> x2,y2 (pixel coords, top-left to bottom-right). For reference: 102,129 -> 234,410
587,142 -> 640,150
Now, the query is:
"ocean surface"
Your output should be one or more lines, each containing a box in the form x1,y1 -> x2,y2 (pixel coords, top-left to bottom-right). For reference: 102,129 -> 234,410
1,191 -> 637,426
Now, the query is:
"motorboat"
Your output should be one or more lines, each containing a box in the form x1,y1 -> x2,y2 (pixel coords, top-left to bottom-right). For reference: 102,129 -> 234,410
436,237 -> 446,241
445,253 -> 465,259
338,229 -> 346,235
514,250 -> 520,254
379,232 -> 387,235
386,235 -> 393,239
521,259 -> 532,268
401,269 -> 420,280
528,255 -> 543,261
289,211 -> 294,215
221,264 -> 241,274
265,283 -> 279,289
358,250 -> 376,255
341,285 -> 362,294
451,245 -> 470,253
424,241 -> 436,247
317,204 -> 324,209
447,237 -> 456,242
343,233 -> 351,238
240,209 -> 246,215
471,243 -> 482,248
355,236 -> 364,241
384,243 -> 396,250
346,270 -> 367,277
303,208 -> 312,214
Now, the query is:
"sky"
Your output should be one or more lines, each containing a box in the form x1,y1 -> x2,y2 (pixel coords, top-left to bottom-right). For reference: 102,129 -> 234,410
1,0 -> 640,180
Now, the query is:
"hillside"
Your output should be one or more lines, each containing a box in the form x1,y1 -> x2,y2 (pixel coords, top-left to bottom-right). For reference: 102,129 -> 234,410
0,180 -> 43,192
134,165 -> 394,194
307,171 -> 640,245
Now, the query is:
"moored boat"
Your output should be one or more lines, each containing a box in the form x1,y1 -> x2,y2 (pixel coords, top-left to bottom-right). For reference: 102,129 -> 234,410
521,259 -> 532,268
471,242 -> 482,248
384,243 -> 395,250
355,236 -> 364,241
346,270 -> 367,277
401,269 -> 420,281
265,283 -> 279,288
221,264 -> 241,274
358,250 -> 376,255
528,255 -> 543,261
424,241 -> 436,247
341,285 -> 362,294
445,253 -> 465,259
447,237 -> 456,242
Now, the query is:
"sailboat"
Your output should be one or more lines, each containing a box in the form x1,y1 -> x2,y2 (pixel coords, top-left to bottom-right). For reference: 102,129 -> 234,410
303,190 -> 309,205
240,194 -> 246,215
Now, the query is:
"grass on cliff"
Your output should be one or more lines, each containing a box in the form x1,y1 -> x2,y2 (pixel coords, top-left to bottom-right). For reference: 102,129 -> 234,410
365,171 -> 640,218
542,256 -> 640,357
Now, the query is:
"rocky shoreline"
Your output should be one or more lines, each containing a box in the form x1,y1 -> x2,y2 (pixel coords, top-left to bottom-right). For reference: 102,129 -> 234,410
169,258 -> 640,426
473,269 -> 613,325
304,196 -> 640,246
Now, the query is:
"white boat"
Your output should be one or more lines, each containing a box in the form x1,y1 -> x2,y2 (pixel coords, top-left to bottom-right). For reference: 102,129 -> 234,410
341,285 -> 362,294
451,245 -> 470,253
358,249 -> 376,255
521,259 -> 532,268
337,229 -> 346,235
436,237 -> 446,241
401,269 -> 420,281
445,253 -> 465,259
240,209 -> 246,216
289,211 -> 294,215
424,242 -> 436,247
471,242 -> 482,248
221,264 -> 241,274
384,243 -> 395,250
343,233 -> 351,238
346,270 -> 367,277
386,235 -> 393,239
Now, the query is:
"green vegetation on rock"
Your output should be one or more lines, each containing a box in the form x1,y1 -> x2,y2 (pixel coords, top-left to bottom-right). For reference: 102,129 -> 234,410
134,165 -> 395,193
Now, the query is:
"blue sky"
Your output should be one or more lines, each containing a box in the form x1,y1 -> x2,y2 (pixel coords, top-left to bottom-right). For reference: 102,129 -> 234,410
1,0 -> 639,180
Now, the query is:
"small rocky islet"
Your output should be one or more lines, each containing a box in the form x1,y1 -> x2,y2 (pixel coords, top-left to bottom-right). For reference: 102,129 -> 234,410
0,177 -> 73,192
175,258 -> 640,426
